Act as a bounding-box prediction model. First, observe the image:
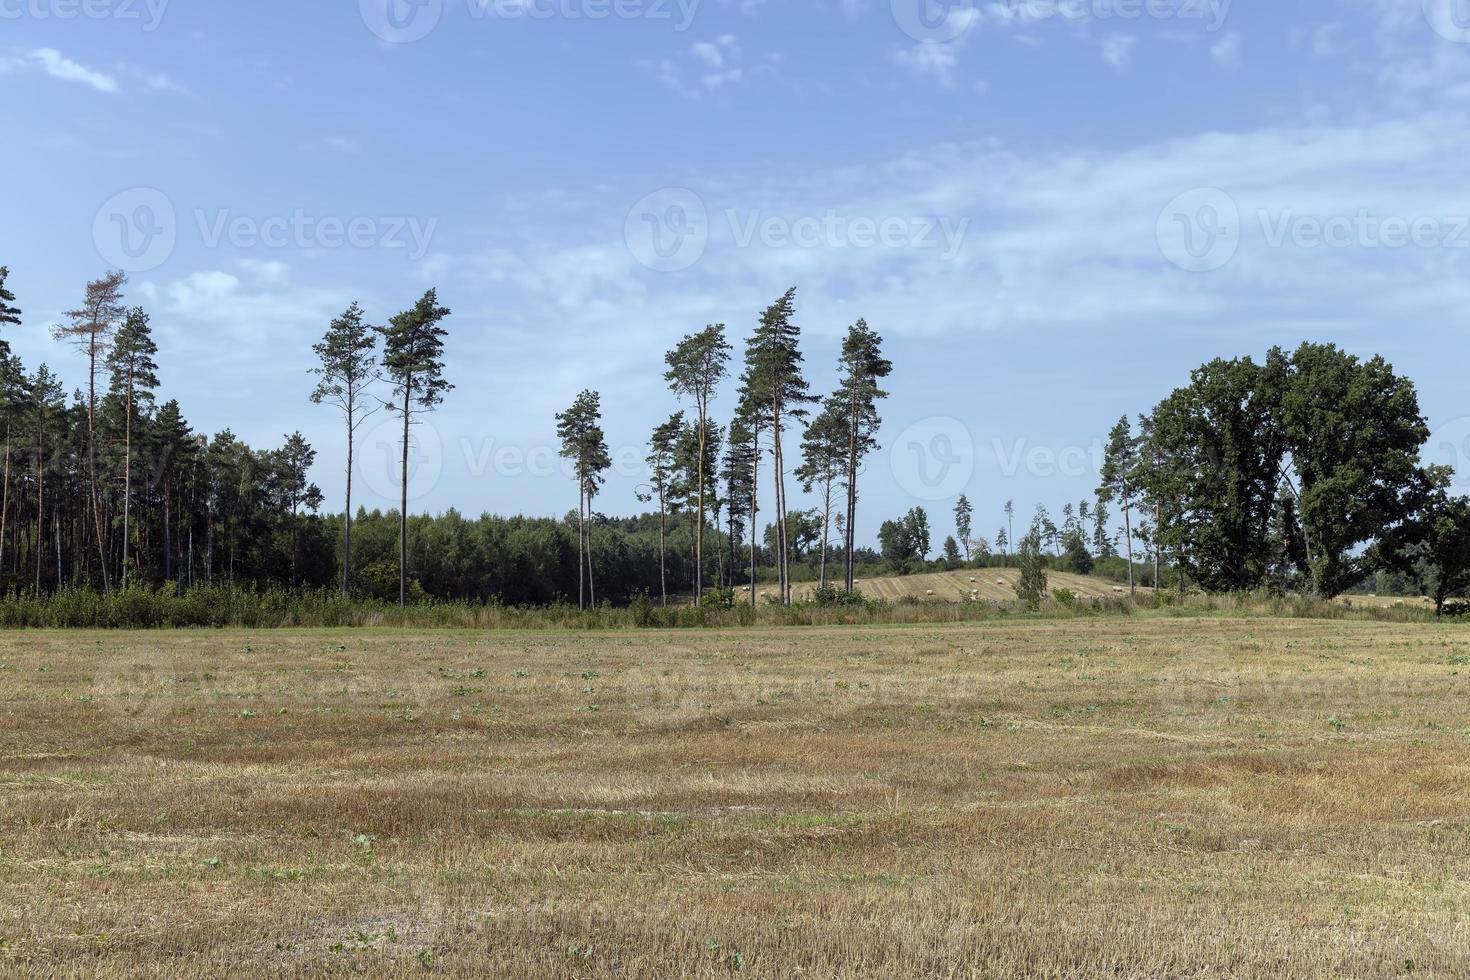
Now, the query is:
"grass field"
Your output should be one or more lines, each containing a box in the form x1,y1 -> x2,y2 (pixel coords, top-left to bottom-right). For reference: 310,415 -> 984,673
784,567 -> 1135,603
3,619 -> 1469,977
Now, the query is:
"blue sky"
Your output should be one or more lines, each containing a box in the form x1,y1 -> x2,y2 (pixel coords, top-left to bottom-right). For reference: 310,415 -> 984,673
3,0 -> 1470,547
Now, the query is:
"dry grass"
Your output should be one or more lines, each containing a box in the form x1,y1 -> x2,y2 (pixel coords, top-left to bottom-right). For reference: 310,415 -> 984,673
781,567 -> 1135,604
2,619 -> 1469,978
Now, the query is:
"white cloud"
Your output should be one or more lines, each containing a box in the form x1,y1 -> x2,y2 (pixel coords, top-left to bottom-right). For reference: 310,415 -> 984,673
1211,32 -> 1242,70
892,8 -> 982,86
1100,34 -> 1137,72
643,36 -> 744,97
0,48 -> 118,93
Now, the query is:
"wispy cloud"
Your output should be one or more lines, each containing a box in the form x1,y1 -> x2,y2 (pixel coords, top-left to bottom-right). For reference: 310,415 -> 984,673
1,48 -> 119,93
1100,34 -> 1137,72
640,35 -> 745,97
1211,32 -> 1241,70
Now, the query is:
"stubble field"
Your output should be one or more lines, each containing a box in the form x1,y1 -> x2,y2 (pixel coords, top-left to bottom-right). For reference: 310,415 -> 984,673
2,618 -> 1468,978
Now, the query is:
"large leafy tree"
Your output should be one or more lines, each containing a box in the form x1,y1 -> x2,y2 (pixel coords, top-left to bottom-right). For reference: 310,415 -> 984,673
1141,352 -> 1290,593
904,506 -> 931,561
1279,342 -> 1429,597
743,289 -> 815,603
378,289 -> 452,607
834,318 -> 891,591
1381,469 -> 1470,616
311,302 -> 381,595
664,324 -> 730,598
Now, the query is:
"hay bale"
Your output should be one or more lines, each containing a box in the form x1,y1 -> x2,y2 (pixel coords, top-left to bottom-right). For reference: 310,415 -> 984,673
925,589 -> 935,596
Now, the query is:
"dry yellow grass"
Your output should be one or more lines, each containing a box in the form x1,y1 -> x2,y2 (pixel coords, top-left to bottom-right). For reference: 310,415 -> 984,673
2,619 -> 1469,977
782,568 -> 1136,604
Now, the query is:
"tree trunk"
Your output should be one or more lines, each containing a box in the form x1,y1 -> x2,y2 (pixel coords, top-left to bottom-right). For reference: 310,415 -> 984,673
122,369 -> 132,590
584,481 -> 596,608
342,401 -> 354,596
399,385 -> 410,608
86,338 -> 110,594
845,405 -> 858,592
818,473 -> 832,589
1154,499 -> 1161,590
657,483 -> 667,606
0,423 -> 9,588
1123,495 -> 1135,595
34,432 -> 42,597
771,401 -> 789,604
695,406 -> 705,600
749,440 -> 759,609
576,466 -> 585,610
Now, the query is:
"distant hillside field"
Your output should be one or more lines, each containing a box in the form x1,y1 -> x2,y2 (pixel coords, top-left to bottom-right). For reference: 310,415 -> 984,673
742,569 -> 1437,609
741,568 -> 1141,604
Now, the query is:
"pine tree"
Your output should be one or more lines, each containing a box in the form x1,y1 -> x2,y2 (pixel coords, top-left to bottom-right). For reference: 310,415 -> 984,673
556,390 -> 611,609
378,289 -> 452,607
54,270 -> 127,592
0,266 -> 21,337
664,324 -> 730,599
795,398 -> 847,589
729,387 -> 764,607
1099,415 -> 1139,594
107,307 -> 159,589
721,410 -> 757,597
639,412 -> 683,606
953,494 -> 973,560
311,302 -> 381,595
26,366 -> 64,594
834,318 -> 891,591
743,289 -> 816,603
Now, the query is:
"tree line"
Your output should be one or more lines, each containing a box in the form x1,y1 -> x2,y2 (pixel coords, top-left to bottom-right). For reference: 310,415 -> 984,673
1,264 -> 1463,613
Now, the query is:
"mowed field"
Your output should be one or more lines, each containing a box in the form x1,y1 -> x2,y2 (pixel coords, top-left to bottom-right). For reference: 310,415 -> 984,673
2,620 -> 1470,978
